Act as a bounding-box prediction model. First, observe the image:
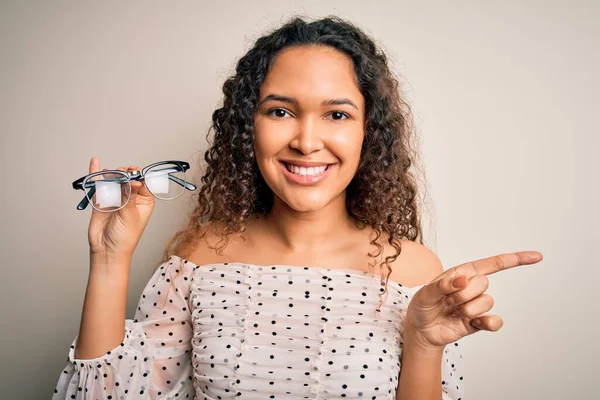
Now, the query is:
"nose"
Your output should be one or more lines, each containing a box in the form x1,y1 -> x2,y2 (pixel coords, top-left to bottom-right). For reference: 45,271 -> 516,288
289,116 -> 324,154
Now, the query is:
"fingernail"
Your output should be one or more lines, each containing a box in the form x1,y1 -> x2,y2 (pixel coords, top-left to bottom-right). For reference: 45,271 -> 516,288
452,276 -> 462,288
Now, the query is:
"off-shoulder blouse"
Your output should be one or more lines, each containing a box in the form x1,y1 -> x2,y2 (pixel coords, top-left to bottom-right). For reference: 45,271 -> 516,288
53,255 -> 464,399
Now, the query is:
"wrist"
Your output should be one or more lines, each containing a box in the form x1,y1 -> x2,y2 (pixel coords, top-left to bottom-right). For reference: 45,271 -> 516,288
89,251 -> 132,281
90,249 -> 133,263
403,325 -> 446,358
398,326 -> 445,400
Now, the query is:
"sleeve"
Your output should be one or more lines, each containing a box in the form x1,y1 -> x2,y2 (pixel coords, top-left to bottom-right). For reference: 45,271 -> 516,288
52,256 -> 195,400
441,340 -> 465,399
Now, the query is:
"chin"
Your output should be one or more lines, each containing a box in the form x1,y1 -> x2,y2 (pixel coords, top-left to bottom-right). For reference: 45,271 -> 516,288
275,189 -> 341,213
282,199 -> 329,213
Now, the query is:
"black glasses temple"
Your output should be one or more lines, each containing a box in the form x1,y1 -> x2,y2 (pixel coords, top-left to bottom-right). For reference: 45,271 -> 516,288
77,186 -> 94,210
168,175 -> 197,191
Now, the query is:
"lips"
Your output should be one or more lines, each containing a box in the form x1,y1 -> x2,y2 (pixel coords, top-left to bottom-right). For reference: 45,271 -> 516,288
280,159 -> 334,168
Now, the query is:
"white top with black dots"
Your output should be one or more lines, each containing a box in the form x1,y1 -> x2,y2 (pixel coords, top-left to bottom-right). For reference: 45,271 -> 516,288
54,255 -> 464,399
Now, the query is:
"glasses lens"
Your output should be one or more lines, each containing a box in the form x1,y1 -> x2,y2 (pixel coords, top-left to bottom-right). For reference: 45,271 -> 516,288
144,163 -> 186,200
84,171 -> 131,212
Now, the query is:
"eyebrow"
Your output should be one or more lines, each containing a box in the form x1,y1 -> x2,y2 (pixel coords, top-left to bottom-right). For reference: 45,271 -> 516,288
259,94 -> 359,110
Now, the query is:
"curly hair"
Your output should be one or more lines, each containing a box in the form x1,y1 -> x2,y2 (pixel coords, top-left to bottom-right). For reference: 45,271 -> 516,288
161,15 -> 428,312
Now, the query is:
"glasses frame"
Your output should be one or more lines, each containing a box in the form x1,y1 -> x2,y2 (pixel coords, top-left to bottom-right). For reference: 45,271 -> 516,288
72,160 -> 197,212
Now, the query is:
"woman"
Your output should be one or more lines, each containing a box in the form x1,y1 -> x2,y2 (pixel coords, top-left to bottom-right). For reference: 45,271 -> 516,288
54,16 -> 542,399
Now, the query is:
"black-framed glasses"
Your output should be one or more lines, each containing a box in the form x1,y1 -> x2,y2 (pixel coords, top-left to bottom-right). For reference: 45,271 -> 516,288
72,160 -> 197,212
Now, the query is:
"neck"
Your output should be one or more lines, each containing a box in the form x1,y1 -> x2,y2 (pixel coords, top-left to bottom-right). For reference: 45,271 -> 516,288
262,194 -> 355,252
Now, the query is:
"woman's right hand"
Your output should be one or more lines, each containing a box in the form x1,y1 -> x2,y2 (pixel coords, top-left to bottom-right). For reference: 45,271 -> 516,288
87,157 -> 156,262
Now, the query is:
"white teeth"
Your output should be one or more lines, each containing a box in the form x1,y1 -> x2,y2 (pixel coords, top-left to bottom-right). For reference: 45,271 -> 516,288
286,163 -> 328,176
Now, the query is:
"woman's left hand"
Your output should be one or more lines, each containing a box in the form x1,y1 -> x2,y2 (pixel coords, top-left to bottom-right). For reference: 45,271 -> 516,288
404,251 -> 543,350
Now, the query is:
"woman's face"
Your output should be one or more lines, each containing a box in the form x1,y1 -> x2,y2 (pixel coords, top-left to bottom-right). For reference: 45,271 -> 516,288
253,45 -> 365,213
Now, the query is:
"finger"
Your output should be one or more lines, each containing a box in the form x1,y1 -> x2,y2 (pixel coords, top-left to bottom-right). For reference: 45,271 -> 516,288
452,294 -> 494,319
88,158 -> 104,183
127,166 -> 143,193
128,166 -> 153,198
123,165 -> 148,208
460,251 -> 543,277
89,157 -> 100,174
470,314 -> 503,332
445,274 -> 489,308
87,157 -> 102,215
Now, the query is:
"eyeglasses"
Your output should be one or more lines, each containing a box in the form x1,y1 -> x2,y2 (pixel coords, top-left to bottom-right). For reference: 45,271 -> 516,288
72,160 -> 197,212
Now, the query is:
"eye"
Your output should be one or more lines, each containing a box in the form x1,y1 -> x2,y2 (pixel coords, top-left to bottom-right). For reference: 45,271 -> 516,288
267,108 -> 292,119
327,111 -> 349,121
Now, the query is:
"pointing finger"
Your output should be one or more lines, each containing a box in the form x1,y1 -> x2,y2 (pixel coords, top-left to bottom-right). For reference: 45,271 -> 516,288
461,251 -> 543,277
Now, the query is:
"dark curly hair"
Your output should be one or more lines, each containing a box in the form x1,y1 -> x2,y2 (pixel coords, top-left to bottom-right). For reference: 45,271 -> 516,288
161,15 -> 429,311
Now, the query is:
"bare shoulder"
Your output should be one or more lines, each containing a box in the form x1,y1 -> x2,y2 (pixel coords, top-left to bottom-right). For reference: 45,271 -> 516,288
386,239 -> 445,287
177,221 -> 247,266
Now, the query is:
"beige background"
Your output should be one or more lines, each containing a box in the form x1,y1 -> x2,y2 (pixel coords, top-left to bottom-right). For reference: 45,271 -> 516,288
1,1 -> 598,399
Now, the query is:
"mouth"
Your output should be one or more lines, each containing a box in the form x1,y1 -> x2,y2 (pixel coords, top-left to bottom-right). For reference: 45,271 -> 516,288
279,161 -> 335,185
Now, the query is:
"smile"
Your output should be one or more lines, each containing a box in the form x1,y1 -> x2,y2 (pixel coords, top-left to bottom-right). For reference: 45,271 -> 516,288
284,163 -> 330,176
279,161 -> 335,185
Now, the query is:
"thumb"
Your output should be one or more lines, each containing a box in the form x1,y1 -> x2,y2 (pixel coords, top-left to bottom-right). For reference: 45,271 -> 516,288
127,166 -> 153,199
124,166 -> 155,208
136,177 -> 154,199
419,271 -> 468,306
123,166 -> 144,207
127,181 -> 143,205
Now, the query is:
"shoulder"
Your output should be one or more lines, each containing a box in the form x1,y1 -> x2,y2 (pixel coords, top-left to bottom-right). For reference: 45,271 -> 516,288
177,221 -> 245,266
386,239 -> 445,287
175,222 -> 218,262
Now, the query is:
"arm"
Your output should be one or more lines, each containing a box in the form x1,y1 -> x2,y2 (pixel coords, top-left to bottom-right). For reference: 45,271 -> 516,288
396,327 -> 444,399
75,252 -> 132,359
53,255 -> 195,399
393,242 -> 464,400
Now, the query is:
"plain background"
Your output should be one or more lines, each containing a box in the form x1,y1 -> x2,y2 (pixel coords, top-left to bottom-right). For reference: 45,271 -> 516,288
1,1 -> 598,399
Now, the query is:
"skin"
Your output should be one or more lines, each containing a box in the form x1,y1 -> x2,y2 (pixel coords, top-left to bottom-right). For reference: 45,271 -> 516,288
253,45 -> 364,218
191,45 -> 444,287
75,45 -> 543,400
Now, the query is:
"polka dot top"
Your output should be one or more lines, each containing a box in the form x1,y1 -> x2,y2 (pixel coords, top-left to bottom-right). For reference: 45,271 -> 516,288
53,255 -> 464,399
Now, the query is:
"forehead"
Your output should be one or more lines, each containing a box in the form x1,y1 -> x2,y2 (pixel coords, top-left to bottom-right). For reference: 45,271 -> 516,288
259,45 -> 364,107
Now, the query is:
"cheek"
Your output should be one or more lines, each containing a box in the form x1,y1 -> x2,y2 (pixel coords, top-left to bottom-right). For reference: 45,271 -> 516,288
253,119 -> 287,158
252,120 -> 289,184
329,129 -> 364,166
